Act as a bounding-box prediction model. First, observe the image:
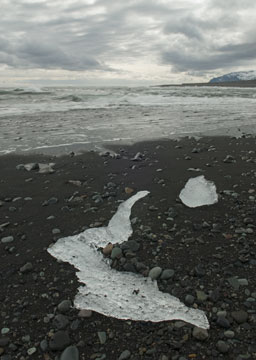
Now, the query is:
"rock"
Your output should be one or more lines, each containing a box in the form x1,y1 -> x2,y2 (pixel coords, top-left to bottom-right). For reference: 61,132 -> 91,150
216,340 -> 230,353
49,331 -> 71,351
78,309 -> 92,318
68,180 -> 82,187
111,247 -> 122,259
16,164 -> 25,170
70,319 -> 80,331
38,163 -> 55,174
52,228 -> 61,235
27,347 -> 37,355
231,310 -> 248,324
185,295 -> 195,305
1,329 -> 9,336
24,163 -> 39,171
58,300 -> 72,313
160,269 -> 175,280
60,345 -> 79,360
148,267 -> 162,280
125,187 -> 134,194
103,243 -> 113,255
223,155 -> 235,163
53,314 -> 69,330
228,277 -> 240,290
20,262 -> 33,273
131,152 -> 143,161
118,349 -> 131,360
192,327 -> 209,341
98,331 -> 107,344
1,236 -> 14,244
42,197 -> 59,206
121,240 -> 140,253
40,339 -> 48,352
238,278 -> 248,286
194,264 -> 206,277
216,316 -> 230,328
196,290 -> 207,302
224,330 -> 235,339
0,338 -> 9,347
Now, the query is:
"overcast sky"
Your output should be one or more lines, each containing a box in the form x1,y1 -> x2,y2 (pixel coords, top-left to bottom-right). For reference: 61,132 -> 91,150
1,0 -> 256,86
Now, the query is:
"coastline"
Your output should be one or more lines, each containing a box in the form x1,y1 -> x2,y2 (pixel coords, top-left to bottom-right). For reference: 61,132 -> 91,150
1,135 -> 256,359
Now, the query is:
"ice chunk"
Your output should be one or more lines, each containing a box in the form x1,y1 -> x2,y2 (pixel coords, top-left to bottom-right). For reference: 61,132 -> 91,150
179,175 -> 218,208
48,191 -> 209,329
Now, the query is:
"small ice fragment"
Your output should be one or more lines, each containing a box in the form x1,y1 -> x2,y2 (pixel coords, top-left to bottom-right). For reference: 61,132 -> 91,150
179,175 -> 218,208
48,191 -> 209,329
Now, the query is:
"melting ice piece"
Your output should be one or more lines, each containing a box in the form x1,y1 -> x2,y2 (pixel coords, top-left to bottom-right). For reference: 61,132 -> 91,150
48,191 -> 209,329
179,175 -> 218,208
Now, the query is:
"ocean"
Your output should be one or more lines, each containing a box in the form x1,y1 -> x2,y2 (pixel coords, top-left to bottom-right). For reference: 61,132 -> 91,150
0,85 -> 256,155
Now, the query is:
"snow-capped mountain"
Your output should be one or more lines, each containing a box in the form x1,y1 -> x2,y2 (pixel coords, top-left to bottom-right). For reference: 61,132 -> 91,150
209,71 -> 256,83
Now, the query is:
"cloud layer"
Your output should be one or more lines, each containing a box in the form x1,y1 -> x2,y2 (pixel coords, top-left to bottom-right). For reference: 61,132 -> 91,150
1,0 -> 256,83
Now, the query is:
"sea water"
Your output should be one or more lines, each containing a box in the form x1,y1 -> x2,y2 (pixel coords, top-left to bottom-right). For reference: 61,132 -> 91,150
0,85 -> 256,155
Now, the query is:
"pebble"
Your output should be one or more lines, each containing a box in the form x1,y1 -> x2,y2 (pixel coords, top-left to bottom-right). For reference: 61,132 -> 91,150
53,314 -> 69,329
196,290 -> 207,302
216,316 -> 230,328
78,309 -> 92,318
40,339 -> 48,352
57,300 -> 72,313
185,295 -> 195,305
20,262 -> 33,273
98,331 -> 107,344
148,266 -> 162,280
0,338 -> 9,347
111,247 -> 122,259
52,228 -> 61,234
216,340 -> 230,353
27,347 -> 37,355
160,269 -> 175,280
192,327 -> 209,341
118,349 -> 131,360
102,243 -> 113,255
231,310 -> 248,324
224,330 -> 235,339
49,331 -> 71,351
1,329 -> 10,336
1,236 -> 14,244
60,345 -> 79,360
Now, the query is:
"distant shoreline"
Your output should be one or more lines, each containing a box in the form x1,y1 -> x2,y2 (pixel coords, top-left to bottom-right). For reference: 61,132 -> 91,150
158,79 -> 256,88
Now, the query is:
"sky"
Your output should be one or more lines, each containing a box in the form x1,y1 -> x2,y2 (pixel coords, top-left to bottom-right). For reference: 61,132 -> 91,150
1,0 -> 256,86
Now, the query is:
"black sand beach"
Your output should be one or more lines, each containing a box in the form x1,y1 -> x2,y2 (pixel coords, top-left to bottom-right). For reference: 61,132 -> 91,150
0,136 -> 256,360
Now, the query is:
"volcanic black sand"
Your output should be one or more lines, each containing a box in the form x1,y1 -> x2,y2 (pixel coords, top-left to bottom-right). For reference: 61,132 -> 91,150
0,136 -> 256,360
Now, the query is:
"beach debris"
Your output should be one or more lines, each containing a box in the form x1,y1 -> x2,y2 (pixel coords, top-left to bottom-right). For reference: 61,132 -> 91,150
179,175 -> 218,208
48,191 -> 209,329
131,152 -> 143,161
38,163 -> 55,174
124,187 -> 134,194
223,155 -> 236,163
16,162 -> 55,173
67,180 -> 82,187
187,168 -> 203,172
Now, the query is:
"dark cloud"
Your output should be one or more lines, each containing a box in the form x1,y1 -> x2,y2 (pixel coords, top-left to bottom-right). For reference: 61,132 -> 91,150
0,0 -> 256,77
162,41 -> 256,72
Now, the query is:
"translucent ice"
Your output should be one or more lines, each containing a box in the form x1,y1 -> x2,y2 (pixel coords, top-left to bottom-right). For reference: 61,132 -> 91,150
179,175 -> 218,208
48,191 -> 209,329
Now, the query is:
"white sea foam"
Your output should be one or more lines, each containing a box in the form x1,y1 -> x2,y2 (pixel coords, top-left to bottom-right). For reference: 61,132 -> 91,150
48,191 -> 209,328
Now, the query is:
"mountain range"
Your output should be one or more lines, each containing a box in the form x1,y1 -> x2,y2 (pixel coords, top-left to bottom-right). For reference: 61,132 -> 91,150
209,71 -> 256,83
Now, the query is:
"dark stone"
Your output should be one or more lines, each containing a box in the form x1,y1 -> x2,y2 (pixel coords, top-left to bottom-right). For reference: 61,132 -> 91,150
49,331 -> 71,351
53,314 -> 69,330
216,316 -> 230,328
